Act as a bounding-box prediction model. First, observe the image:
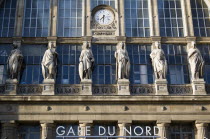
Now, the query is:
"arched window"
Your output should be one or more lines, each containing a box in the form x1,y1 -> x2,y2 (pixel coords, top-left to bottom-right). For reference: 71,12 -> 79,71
22,0 -> 50,37
127,44 -> 154,84
56,44 -> 81,84
124,0 -> 150,37
162,44 -> 190,84
158,0 -> 184,37
191,0 -> 210,37
0,0 -> 17,37
20,45 -> 46,84
91,0 -> 115,9
57,0 -> 82,37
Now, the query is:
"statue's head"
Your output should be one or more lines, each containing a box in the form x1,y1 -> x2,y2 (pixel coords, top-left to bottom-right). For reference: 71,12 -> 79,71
191,41 -> 196,49
118,42 -> 125,50
12,44 -> 18,49
83,42 -> 90,50
154,41 -> 161,49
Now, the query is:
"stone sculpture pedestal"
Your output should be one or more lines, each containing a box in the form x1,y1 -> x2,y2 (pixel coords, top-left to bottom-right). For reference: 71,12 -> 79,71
117,79 -> 130,95
192,79 -> 206,95
155,79 -> 168,95
5,79 -> 18,95
42,79 -> 55,95
80,79 -> 92,95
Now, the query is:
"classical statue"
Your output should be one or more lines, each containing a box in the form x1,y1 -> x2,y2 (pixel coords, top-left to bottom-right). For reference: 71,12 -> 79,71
7,44 -> 23,79
150,41 -> 167,79
188,41 -> 204,80
79,42 -> 95,80
41,43 -> 58,80
115,42 -> 130,80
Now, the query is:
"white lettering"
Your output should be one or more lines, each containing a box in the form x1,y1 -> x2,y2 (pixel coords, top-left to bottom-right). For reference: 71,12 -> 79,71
154,126 -> 159,136
123,126 -> 132,136
56,126 -> 65,136
108,126 -> 115,136
67,126 -> 75,136
134,126 -> 143,136
146,126 -> 152,136
99,126 -> 106,136
86,126 -> 91,136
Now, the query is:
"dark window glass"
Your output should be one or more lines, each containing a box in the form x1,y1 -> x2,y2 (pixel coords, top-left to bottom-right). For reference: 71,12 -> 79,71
23,0 -> 50,37
0,0 -> 17,37
92,44 -> 116,84
170,124 -> 195,139
191,0 -> 210,37
197,44 -> 210,83
56,44 -> 81,84
158,0 -> 184,37
127,44 -> 154,84
0,44 -> 12,84
20,45 -> 47,84
18,125 -> 40,139
124,0 -> 150,37
162,44 -> 190,84
91,0 -> 115,9
58,0 -> 82,37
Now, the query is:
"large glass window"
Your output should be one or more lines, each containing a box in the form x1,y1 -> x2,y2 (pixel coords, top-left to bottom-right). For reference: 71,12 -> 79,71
91,0 -> 115,9
20,45 -> 46,84
58,0 -> 82,37
197,44 -> 210,84
170,123 -> 194,139
124,0 -> 150,37
127,44 -> 154,84
191,0 -> 210,37
92,44 -> 116,84
56,44 -> 81,84
18,125 -> 40,139
158,0 -> 184,37
22,0 -> 50,37
0,0 -> 17,37
162,44 -> 190,84
0,44 -> 12,84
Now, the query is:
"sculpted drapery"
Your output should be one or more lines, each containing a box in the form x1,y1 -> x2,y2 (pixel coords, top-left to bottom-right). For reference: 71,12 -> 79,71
115,42 -> 130,80
150,42 -> 167,79
79,42 -> 95,80
7,44 -> 23,79
188,41 -> 204,80
41,43 -> 58,80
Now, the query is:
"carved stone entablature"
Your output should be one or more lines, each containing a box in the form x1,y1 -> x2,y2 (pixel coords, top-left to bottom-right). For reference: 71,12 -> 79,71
91,21 -> 117,30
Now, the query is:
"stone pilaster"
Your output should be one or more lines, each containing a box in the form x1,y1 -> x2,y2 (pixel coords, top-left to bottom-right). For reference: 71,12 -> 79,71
80,79 -> 92,95
117,0 -> 125,36
1,121 -> 17,139
5,79 -> 18,95
42,79 -> 55,95
195,122 -> 209,139
49,0 -> 58,37
118,122 -> 132,139
40,121 -> 56,139
156,122 -> 170,139
117,79 -> 130,95
192,79 -> 207,95
149,0 -> 160,36
78,121 -> 93,139
155,79 -> 169,95
86,0 -> 91,36
14,0 -> 25,37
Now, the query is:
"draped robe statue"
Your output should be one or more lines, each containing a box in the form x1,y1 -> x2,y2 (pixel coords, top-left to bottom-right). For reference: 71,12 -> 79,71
41,43 -> 58,79
115,42 -> 130,80
150,42 -> 167,79
79,42 -> 95,80
188,41 -> 204,80
7,44 -> 23,79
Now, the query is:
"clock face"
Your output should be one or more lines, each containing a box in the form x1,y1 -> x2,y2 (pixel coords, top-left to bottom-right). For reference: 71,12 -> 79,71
94,9 -> 114,25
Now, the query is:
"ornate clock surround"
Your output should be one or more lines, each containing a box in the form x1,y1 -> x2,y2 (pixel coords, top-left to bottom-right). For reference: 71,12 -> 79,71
91,5 -> 117,36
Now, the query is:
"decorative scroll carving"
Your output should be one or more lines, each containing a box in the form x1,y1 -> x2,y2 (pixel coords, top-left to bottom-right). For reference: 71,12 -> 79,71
0,85 -> 5,94
91,21 -> 117,30
205,84 -> 210,94
130,85 -> 154,95
168,85 -> 193,95
55,85 -> 81,95
18,85 -> 43,95
93,85 -> 117,95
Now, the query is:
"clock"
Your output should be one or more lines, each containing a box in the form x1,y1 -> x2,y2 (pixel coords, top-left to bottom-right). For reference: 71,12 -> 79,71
94,9 -> 114,25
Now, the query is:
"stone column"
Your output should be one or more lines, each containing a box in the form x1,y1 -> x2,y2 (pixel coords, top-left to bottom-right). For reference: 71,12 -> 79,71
156,122 -> 170,139
49,0 -> 58,37
82,0 -> 87,36
118,122 -> 132,139
14,0 -> 25,37
117,79 -> 130,95
78,121 -> 93,139
86,0 -> 91,36
155,79 -> 169,95
40,121 -> 56,139
117,0 -> 125,36
1,121 -> 17,139
195,122 -> 209,139
80,79 -> 92,95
